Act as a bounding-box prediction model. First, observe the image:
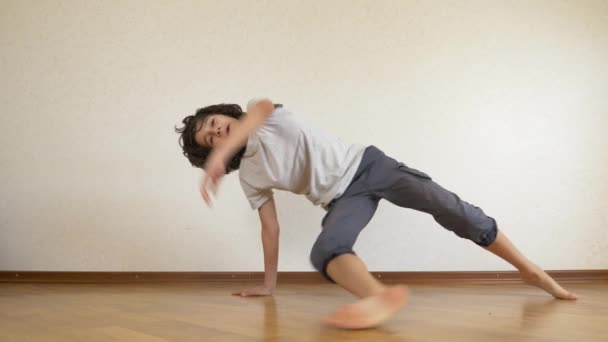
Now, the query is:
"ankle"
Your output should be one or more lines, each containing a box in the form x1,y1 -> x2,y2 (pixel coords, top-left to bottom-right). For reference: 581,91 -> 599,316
360,284 -> 387,298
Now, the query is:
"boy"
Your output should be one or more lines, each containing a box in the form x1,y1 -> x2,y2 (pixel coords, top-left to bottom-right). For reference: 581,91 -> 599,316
176,98 -> 577,330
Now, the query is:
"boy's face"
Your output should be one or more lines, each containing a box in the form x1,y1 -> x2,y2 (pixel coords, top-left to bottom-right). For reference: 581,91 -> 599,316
194,114 -> 239,149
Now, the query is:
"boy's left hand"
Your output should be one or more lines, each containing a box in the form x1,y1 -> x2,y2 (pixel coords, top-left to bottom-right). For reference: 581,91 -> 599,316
231,285 -> 274,297
201,151 -> 227,206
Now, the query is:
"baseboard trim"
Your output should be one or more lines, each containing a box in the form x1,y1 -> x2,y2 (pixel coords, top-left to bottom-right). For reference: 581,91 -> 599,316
1,270 -> 606,284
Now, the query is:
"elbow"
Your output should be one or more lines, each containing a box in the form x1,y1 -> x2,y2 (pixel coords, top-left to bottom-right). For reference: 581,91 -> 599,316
258,98 -> 275,117
248,97 -> 275,117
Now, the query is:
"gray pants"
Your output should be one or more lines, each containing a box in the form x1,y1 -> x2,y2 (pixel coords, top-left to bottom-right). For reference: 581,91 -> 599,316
310,145 -> 498,282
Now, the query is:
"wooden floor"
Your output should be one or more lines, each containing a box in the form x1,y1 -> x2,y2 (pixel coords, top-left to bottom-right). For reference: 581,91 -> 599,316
1,282 -> 607,341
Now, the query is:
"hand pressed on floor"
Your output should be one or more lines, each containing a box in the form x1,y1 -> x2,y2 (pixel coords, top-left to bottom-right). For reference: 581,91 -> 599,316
232,285 -> 274,297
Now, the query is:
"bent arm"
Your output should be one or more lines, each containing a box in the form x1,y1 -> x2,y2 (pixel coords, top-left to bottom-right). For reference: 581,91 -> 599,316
216,97 -> 274,161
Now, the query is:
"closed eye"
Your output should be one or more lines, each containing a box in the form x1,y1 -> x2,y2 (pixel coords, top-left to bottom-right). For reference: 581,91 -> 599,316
206,116 -> 216,147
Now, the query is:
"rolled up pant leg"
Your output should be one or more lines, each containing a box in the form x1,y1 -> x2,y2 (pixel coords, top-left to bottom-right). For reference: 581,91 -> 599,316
310,194 -> 379,282
379,160 -> 498,247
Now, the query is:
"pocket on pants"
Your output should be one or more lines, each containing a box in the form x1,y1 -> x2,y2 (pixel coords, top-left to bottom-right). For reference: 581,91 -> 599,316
396,162 -> 432,180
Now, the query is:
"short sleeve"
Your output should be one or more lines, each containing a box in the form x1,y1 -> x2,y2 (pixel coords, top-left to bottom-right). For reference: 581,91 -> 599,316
239,177 -> 274,210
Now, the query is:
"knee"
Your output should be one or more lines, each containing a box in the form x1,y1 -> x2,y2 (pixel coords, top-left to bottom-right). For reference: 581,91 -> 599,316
309,237 -> 354,282
309,238 -> 331,273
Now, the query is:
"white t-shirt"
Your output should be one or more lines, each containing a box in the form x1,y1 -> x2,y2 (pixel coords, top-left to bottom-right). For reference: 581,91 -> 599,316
238,101 -> 366,210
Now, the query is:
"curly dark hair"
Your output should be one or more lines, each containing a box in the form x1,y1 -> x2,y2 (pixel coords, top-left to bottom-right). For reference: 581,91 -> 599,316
175,103 -> 247,173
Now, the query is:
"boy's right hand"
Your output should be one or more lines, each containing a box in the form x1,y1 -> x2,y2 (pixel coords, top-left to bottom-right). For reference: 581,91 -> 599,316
200,150 -> 227,206
231,285 -> 274,297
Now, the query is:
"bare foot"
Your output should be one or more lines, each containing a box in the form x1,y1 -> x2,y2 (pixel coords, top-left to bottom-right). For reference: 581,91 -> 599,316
521,265 -> 578,300
323,285 -> 408,330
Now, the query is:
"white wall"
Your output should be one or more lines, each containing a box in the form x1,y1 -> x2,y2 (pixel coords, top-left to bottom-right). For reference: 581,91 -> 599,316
1,0 -> 606,272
